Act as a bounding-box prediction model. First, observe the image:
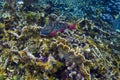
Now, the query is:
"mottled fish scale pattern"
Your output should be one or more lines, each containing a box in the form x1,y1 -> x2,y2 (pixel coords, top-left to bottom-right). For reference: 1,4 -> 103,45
41,21 -> 72,36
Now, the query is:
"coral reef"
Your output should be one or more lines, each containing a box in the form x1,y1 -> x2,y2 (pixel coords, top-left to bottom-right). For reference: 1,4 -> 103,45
0,0 -> 120,80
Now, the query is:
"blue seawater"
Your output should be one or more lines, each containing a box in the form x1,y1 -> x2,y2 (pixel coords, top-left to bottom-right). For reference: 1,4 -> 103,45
113,14 -> 120,30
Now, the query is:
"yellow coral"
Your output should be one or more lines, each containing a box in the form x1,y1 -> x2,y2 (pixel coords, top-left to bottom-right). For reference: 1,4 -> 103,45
86,38 -> 96,46
57,36 -> 67,44
0,23 -> 5,29
58,42 -> 69,49
18,51 -> 26,57
80,63 -> 91,80
50,42 -> 58,48
84,60 -> 94,67
76,53 -> 86,62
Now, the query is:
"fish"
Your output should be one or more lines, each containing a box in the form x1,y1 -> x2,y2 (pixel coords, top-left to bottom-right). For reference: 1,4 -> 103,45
40,21 -> 77,36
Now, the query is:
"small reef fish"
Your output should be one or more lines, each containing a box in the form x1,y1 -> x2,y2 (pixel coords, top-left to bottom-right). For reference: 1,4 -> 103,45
40,21 -> 77,36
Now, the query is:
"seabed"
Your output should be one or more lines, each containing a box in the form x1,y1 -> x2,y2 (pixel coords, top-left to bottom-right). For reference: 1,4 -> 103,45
0,0 -> 120,80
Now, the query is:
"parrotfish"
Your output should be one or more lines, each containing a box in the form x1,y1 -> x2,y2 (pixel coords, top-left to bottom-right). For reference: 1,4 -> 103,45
40,21 -> 77,36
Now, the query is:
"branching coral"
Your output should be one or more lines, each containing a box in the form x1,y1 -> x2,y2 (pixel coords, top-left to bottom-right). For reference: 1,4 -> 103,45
0,23 -> 5,38
0,6 -> 120,80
